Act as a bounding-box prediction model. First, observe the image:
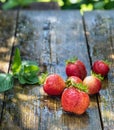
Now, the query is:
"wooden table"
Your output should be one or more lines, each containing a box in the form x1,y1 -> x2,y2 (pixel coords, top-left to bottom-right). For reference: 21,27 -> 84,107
0,10 -> 114,130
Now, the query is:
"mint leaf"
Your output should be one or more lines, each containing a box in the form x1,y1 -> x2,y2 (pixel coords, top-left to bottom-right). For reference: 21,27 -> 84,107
0,73 -> 13,92
24,65 -> 39,76
18,61 -> 40,84
11,48 -> 21,77
18,75 -> 38,84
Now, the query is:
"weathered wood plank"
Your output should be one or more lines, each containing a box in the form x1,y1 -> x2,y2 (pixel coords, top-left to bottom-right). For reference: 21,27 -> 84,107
84,10 -> 114,130
0,11 -> 17,121
1,10 -> 101,130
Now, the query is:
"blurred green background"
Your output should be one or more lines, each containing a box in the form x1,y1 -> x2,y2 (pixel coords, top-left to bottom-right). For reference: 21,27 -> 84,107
0,0 -> 114,12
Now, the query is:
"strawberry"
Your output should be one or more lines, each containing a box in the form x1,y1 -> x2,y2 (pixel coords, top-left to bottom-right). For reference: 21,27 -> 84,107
75,60 -> 87,79
92,60 -> 110,76
43,74 -> 66,96
67,76 -> 82,83
83,75 -> 102,95
65,58 -> 87,80
61,87 -> 90,115
66,76 -> 82,87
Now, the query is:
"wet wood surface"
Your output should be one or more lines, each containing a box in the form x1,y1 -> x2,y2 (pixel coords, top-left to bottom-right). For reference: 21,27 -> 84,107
84,10 -> 114,130
0,10 -> 114,130
0,11 -> 17,120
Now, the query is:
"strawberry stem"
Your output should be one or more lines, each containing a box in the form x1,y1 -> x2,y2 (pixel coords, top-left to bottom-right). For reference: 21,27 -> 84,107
38,72 -> 48,85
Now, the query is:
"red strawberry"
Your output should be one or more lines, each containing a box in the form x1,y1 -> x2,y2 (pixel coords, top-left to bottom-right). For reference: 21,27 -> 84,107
67,76 -> 82,83
83,76 -> 102,95
66,63 -> 82,78
65,58 -> 87,80
92,60 -> 110,76
75,60 -> 87,80
66,76 -> 82,87
61,87 -> 90,115
43,74 -> 65,96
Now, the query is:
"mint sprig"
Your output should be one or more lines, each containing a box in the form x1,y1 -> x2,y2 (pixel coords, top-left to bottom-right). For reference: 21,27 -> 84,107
0,48 -> 41,93
11,48 -> 40,84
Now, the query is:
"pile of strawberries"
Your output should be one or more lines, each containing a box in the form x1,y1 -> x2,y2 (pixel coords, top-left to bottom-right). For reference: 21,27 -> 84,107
42,58 -> 110,115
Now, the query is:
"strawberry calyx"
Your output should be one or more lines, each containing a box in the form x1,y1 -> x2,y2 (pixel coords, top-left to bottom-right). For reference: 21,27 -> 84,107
65,57 -> 78,65
102,60 -> 111,66
65,78 -> 74,87
72,83 -> 88,93
66,79 -> 88,92
91,71 -> 104,81
38,72 -> 48,85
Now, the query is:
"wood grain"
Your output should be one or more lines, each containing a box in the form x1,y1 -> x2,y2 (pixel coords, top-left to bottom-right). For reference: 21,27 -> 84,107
84,10 -> 114,130
0,11 -> 17,121
1,10 -> 102,130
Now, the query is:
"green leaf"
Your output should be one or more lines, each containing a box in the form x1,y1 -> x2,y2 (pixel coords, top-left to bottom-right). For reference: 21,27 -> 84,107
11,48 -> 21,77
18,75 -> 26,84
23,64 -> 39,74
19,0 -> 37,6
94,1 -> 105,9
20,75 -> 38,84
2,0 -> 37,10
2,0 -> 19,10
18,61 -> 40,84
0,73 -> 13,93
18,73 -> 38,85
